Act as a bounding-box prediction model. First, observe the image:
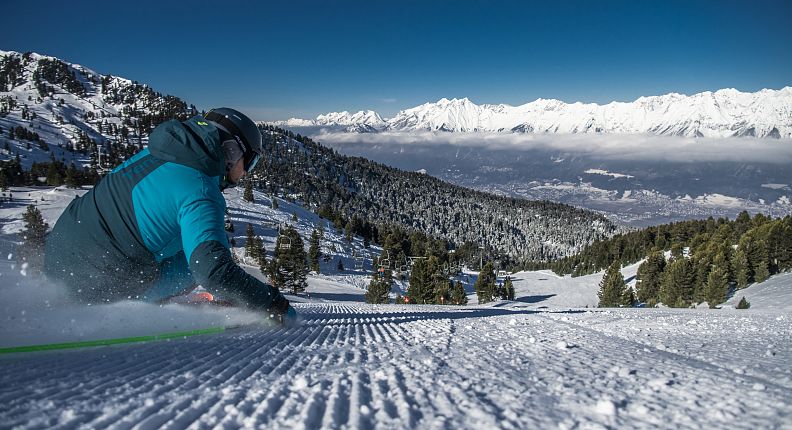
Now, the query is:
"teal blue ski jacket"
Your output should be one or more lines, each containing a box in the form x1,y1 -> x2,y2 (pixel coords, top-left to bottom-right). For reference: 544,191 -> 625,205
45,115 -> 284,310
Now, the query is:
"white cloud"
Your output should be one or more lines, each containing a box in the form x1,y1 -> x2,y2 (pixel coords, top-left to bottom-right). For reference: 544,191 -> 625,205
312,131 -> 792,164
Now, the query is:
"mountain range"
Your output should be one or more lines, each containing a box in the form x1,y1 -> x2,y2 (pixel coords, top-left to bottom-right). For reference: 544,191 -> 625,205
274,88 -> 792,138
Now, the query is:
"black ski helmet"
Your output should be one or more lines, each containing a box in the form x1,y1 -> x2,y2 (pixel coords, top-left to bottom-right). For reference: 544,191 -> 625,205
204,107 -> 262,172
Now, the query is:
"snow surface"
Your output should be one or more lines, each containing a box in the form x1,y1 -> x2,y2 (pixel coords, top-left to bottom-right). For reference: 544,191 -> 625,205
1,186 -> 791,428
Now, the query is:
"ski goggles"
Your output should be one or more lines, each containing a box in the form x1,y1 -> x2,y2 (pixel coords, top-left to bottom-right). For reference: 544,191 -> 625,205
243,149 -> 261,172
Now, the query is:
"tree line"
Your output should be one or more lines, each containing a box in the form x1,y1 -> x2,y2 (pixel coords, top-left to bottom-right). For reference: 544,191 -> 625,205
596,212 -> 791,308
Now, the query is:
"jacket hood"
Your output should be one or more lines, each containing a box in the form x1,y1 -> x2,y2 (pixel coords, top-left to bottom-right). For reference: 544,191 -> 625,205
147,115 -> 226,177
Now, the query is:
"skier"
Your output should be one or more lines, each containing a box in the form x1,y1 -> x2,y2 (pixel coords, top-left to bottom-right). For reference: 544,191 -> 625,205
44,108 -> 296,324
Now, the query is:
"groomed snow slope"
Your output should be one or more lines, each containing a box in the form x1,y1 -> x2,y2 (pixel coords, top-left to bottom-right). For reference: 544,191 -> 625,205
1,187 -> 791,428
1,304 -> 790,429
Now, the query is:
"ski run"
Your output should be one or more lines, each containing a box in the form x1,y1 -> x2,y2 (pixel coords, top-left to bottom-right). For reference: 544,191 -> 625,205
1,187 -> 790,429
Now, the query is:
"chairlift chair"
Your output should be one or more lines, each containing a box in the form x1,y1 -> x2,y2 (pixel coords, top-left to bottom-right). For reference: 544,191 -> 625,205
278,235 -> 292,251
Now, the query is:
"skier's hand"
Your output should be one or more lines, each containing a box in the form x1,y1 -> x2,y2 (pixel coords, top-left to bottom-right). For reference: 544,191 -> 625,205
265,295 -> 296,327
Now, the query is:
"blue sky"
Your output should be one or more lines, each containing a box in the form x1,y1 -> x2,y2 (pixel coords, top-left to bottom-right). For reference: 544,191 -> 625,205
3,0 -> 791,120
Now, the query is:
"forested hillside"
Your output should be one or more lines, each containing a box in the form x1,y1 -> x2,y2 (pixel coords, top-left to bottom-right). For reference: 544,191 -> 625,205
250,125 -> 621,262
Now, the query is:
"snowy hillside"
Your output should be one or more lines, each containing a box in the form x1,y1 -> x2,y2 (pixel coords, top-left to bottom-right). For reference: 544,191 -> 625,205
1,186 -> 791,428
0,50 -> 194,169
274,87 -> 792,138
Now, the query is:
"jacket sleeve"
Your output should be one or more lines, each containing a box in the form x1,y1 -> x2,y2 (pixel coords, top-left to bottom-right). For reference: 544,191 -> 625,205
178,180 -> 284,310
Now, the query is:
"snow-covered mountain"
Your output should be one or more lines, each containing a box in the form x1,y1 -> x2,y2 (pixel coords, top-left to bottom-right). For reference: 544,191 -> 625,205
0,50 -> 195,168
280,109 -> 385,133
274,87 -> 792,138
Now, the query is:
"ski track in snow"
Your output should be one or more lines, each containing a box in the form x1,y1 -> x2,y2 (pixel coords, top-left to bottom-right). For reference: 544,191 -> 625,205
1,304 -> 790,429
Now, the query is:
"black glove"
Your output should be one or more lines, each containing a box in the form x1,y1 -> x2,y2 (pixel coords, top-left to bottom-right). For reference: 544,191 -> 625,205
266,293 -> 290,324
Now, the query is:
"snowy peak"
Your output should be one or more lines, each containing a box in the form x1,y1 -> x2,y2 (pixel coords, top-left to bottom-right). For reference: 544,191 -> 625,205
316,110 -> 385,127
278,109 -> 385,132
274,87 -> 792,138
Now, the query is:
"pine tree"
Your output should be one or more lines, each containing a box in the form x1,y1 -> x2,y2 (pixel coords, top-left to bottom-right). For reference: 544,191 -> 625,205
621,285 -> 635,307
736,296 -> 751,309
692,254 -> 712,304
365,270 -> 391,304
243,181 -> 254,202
268,227 -> 307,294
704,265 -> 729,308
64,162 -> 78,188
19,205 -> 48,274
251,236 -> 263,262
752,239 -> 770,283
503,277 -> 515,300
670,243 -> 684,259
308,229 -> 321,273
450,280 -> 468,305
271,197 -> 279,209
474,262 -> 496,304
636,251 -> 665,305
244,223 -> 255,257
45,162 -> 62,186
597,261 -> 624,307
336,258 -> 344,272
434,276 -> 452,304
407,258 -> 433,304
732,248 -> 750,289
659,257 -> 694,307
